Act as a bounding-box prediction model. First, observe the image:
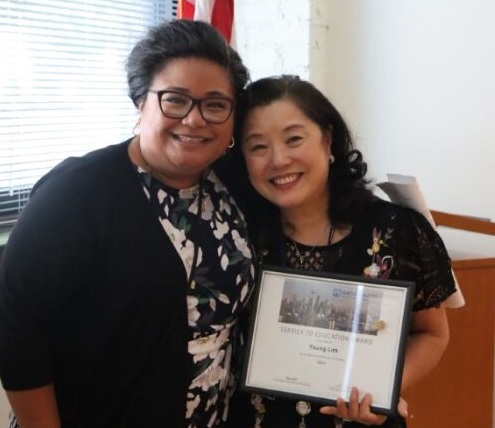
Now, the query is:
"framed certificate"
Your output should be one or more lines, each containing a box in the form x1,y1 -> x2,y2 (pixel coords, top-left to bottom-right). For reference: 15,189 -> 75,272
241,265 -> 415,415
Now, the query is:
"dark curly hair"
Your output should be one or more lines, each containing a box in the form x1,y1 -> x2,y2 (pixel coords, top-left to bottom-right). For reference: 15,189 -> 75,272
126,19 -> 250,108
220,75 -> 376,252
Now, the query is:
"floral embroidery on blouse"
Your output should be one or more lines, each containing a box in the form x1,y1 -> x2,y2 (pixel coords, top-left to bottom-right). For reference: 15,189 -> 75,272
363,226 -> 394,279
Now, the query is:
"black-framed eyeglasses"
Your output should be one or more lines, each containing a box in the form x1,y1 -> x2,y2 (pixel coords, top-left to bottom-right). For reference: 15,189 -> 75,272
148,89 -> 235,124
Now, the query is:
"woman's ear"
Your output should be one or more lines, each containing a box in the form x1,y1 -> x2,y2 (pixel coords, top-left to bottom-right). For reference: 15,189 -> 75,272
137,92 -> 150,113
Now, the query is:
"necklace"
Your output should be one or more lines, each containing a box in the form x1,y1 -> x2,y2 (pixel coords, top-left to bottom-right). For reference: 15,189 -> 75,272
288,225 -> 335,270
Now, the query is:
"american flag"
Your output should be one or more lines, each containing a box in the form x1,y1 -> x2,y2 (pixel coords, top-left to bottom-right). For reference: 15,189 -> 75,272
177,0 -> 234,44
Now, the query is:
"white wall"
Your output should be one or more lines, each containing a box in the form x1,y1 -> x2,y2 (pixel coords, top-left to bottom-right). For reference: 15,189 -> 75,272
235,0 -> 495,258
323,1 -> 495,257
235,0 -> 311,80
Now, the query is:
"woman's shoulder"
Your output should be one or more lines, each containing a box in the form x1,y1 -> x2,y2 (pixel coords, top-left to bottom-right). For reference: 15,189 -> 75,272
20,139 -> 136,225
364,197 -> 411,216
49,140 -> 131,178
352,198 -> 442,256
32,140 -> 133,195
362,198 -> 432,230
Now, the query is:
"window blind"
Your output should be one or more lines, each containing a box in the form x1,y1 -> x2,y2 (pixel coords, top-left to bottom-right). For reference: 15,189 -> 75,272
0,0 -> 174,222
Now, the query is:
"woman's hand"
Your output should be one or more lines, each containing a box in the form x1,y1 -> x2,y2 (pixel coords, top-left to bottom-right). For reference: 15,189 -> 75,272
319,387 -> 408,426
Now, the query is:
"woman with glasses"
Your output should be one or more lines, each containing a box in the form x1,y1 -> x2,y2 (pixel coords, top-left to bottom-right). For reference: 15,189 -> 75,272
0,20 -> 255,428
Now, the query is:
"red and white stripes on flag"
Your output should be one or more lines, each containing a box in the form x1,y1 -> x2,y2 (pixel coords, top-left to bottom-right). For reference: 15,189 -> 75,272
177,0 -> 234,44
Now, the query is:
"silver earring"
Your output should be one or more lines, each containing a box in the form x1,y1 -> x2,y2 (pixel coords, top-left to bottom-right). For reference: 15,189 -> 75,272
133,118 -> 141,135
329,154 -> 335,164
228,137 -> 235,149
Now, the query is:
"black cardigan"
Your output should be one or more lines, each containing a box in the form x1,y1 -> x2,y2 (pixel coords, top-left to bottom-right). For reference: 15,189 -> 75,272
0,140 -> 191,427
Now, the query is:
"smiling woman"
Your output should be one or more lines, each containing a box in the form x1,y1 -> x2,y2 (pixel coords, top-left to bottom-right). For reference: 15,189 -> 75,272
224,75 -> 456,428
0,19 -> 255,428
241,98 -> 332,213
131,56 -> 237,189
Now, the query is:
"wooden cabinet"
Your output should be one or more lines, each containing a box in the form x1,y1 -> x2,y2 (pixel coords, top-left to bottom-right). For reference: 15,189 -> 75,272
404,258 -> 495,428
403,211 -> 495,428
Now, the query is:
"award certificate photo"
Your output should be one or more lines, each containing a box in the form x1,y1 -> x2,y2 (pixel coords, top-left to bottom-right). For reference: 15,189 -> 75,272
241,265 -> 415,415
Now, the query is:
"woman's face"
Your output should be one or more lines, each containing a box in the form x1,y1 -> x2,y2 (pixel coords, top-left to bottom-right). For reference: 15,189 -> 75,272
138,57 -> 235,189
242,99 -> 332,212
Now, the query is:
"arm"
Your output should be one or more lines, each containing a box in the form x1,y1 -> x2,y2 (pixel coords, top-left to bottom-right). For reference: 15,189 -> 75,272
6,384 -> 61,428
0,163 -> 98,421
320,207 -> 453,423
400,303 -> 450,391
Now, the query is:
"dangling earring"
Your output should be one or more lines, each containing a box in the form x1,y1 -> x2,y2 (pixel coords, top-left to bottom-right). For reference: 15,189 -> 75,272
329,154 -> 335,164
228,137 -> 235,149
133,118 -> 141,135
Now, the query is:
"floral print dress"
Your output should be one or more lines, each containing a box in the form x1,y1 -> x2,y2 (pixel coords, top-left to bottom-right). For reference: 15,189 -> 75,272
139,168 -> 256,428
